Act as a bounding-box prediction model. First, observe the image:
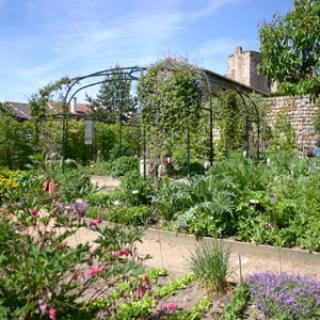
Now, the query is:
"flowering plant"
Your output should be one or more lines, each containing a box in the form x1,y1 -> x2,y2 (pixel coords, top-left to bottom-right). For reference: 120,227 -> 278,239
0,200 -> 144,319
247,272 -> 320,320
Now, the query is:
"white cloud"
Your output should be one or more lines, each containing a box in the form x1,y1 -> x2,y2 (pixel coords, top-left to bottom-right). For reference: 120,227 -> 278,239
0,0 -> 246,101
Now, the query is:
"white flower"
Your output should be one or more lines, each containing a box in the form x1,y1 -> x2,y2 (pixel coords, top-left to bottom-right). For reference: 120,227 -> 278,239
113,200 -> 121,206
132,190 -> 139,195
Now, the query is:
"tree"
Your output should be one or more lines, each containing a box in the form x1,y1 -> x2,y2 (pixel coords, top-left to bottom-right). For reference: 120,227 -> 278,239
86,65 -> 137,124
259,0 -> 320,96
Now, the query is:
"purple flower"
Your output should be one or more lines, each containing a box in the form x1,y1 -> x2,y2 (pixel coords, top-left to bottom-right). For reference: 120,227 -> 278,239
246,272 -> 320,319
69,199 -> 89,216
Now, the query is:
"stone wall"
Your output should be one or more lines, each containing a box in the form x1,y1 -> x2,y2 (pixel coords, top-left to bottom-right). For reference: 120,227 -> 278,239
227,47 -> 271,94
263,96 -> 319,154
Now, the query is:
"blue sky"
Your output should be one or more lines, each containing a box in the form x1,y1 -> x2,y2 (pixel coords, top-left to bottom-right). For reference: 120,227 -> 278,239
0,0 -> 294,102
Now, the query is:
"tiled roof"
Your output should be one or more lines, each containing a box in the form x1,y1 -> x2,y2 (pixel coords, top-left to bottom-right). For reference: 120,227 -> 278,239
5,100 -> 91,120
73,103 -> 91,114
7,102 -> 32,120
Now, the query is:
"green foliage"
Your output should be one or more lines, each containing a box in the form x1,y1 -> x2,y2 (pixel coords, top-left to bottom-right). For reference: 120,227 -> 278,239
107,206 -> 151,225
214,92 -> 266,160
138,57 -> 204,133
157,175 -> 235,237
259,0 -> 320,96
53,168 -> 96,203
119,171 -> 153,205
0,204 -> 144,320
154,274 -> 194,299
269,111 -> 297,153
110,295 -> 155,320
86,192 -> 110,207
111,156 -> 139,176
0,113 -> 34,169
191,242 -> 230,293
223,283 -> 250,320
138,57 -> 205,159
157,151 -> 320,252
167,296 -> 211,320
218,91 -> 246,157
86,65 -> 137,124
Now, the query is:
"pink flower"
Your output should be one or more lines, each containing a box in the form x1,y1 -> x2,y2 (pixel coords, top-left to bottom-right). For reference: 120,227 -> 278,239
161,303 -> 177,311
79,271 -> 86,281
87,267 -> 104,277
47,291 -> 53,300
71,273 -> 78,281
30,208 -> 38,217
88,218 -> 102,227
38,300 -> 47,315
49,307 -> 57,319
57,243 -> 67,250
112,249 -> 130,258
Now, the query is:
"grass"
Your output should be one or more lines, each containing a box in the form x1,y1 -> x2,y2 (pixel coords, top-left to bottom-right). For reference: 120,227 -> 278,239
191,242 -> 230,294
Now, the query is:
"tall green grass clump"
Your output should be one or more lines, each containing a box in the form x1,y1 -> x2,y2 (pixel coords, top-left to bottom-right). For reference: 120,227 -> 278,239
191,242 -> 230,294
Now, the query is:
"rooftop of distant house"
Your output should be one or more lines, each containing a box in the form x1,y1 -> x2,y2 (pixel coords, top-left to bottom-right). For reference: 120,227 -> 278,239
4,98 -> 90,121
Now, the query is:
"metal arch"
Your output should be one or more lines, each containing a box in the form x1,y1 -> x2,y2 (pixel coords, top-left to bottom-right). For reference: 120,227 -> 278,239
61,66 -> 146,172
201,70 -> 214,166
235,90 -> 261,161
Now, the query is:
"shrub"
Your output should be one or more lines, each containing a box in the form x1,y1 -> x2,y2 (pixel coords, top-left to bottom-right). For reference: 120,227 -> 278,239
107,206 -> 151,225
120,171 -> 153,206
111,156 -> 139,176
0,204 -> 145,319
247,272 -> 320,320
191,242 -> 230,293
179,162 -> 205,176
53,168 -> 96,202
86,192 -> 110,207
84,161 -> 112,175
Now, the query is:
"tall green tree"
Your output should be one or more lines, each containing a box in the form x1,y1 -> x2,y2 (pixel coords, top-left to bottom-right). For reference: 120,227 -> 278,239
86,65 -> 137,124
259,0 -> 320,96
0,103 -> 33,169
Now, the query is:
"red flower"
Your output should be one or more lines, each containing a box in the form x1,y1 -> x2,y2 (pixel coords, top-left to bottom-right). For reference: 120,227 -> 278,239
161,303 -> 177,311
112,249 -> 130,258
88,218 -> 102,227
49,308 -> 57,319
87,267 -> 104,277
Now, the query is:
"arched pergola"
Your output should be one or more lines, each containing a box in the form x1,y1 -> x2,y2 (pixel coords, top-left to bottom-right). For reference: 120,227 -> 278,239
60,64 -> 265,174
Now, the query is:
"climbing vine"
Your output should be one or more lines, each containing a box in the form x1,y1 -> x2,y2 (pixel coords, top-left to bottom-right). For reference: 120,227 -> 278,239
215,91 -> 266,159
137,57 -> 206,160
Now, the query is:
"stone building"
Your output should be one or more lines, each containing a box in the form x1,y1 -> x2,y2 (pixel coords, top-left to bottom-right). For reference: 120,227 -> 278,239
227,46 -> 272,94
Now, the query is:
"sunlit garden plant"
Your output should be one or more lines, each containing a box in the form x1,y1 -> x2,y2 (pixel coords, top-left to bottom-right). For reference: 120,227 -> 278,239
0,198 -> 145,319
247,272 -> 320,320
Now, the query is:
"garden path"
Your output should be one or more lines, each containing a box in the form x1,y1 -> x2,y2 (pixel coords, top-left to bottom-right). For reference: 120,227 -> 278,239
67,226 -> 320,282
90,175 -> 121,192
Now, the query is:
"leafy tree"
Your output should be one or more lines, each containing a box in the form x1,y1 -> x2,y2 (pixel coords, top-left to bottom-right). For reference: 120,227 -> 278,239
259,0 -> 320,96
86,65 -> 137,124
0,106 -> 33,169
